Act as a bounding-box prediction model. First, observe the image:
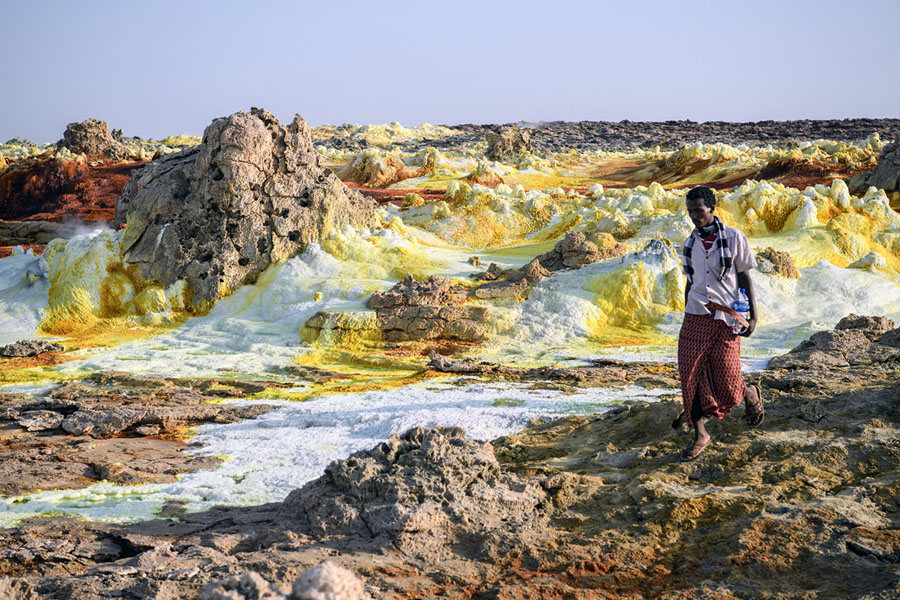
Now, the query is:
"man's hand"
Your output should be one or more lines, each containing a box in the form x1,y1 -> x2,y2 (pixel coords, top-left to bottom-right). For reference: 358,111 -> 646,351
740,317 -> 757,337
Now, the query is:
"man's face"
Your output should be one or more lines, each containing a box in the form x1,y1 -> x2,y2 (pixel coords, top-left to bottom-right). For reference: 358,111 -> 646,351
686,198 -> 714,229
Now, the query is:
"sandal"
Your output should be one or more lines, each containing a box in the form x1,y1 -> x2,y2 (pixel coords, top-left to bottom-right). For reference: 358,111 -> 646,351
680,437 -> 710,462
745,384 -> 764,428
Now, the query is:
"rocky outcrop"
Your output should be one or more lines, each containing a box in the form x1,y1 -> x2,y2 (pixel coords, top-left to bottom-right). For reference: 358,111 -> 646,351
536,230 -> 625,271
767,314 -> 898,369
484,125 -> 532,161
0,153 -> 142,228
116,108 -> 378,310
281,427 -> 550,562
464,162 -> 505,187
200,562 -> 371,600
849,251 -> 889,270
0,372 -> 280,495
366,275 -> 487,342
755,246 -> 800,278
0,340 -> 63,357
472,231 -> 626,300
58,119 -> 129,160
848,141 -> 900,194
428,351 -> 678,388
337,150 -> 425,187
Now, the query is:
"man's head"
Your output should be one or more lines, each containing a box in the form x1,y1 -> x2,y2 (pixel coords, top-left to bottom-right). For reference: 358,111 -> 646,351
685,186 -> 716,229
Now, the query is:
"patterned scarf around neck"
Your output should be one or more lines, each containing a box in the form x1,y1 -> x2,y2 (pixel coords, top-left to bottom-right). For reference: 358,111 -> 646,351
682,216 -> 732,284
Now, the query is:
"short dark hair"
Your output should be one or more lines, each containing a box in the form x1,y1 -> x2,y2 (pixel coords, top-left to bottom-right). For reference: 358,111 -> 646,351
686,186 -> 716,209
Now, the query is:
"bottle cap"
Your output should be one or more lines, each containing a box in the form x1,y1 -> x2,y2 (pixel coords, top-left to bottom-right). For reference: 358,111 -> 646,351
739,288 -> 746,293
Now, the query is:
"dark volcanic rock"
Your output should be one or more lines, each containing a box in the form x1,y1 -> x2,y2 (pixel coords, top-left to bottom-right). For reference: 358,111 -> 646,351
58,119 -> 129,160
0,340 -> 63,357
366,275 -> 487,342
452,119 -> 900,153
848,141 -> 900,194
116,108 -> 378,310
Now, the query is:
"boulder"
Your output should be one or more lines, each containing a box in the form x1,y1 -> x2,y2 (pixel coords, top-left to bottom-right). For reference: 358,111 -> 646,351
835,314 -> 894,337
768,314 -> 899,369
292,562 -> 371,600
58,118 -> 129,160
485,125 -> 532,162
15,410 -> 64,432
755,247 -> 800,279
848,141 -> 900,194
0,578 -> 36,600
280,427 -> 549,562
61,408 -> 148,438
116,108 -> 378,310
366,275 -> 487,342
0,340 -> 63,357
537,231 -> 619,271
198,572 -> 282,600
848,251 -> 888,270
197,563 -> 370,600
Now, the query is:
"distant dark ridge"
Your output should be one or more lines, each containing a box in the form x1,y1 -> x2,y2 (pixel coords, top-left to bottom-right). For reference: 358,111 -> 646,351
435,119 -> 900,153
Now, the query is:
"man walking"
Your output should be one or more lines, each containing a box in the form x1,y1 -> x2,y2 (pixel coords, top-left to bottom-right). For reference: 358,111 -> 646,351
678,186 -> 763,461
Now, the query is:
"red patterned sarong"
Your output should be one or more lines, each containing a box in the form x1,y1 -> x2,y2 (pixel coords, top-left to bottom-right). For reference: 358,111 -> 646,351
678,313 -> 745,427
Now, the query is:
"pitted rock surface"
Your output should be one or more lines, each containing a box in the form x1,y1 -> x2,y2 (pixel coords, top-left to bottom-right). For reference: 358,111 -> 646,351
472,232 -> 624,299
58,118 -> 129,160
537,230 -> 624,271
485,125 -> 533,162
198,572 -> 282,600
768,314 -> 899,369
280,427 -> 550,561
755,246 -> 800,279
292,562 -> 371,600
0,340 -> 63,357
849,141 -> 900,193
116,108 -> 378,309
366,275 -> 486,342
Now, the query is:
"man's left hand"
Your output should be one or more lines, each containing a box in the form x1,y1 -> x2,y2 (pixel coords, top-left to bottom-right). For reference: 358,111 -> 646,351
740,317 -> 757,337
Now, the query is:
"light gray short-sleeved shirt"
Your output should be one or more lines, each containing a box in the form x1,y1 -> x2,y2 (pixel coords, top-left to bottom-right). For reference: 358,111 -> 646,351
683,223 -> 757,325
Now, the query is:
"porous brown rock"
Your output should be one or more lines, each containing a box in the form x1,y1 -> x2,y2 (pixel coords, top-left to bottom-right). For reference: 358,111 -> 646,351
198,572 -> 282,600
485,125 -> 532,162
116,108 -> 378,310
536,230 -> 623,271
338,151 -> 425,187
58,119 -> 129,160
470,232 -> 625,300
0,340 -> 63,357
0,372 -> 280,495
464,162 -> 505,187
768,314 -> 898,369
292,562 -> 371,600
280,427 -> 550,563
0,578 -> 36,600
848,141 -> 900,194
366,275 -> 487,342
755,246 -> 800,278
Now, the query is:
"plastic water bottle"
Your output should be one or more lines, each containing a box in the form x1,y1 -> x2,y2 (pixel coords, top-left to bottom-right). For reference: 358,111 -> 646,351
732,288 -> 751,334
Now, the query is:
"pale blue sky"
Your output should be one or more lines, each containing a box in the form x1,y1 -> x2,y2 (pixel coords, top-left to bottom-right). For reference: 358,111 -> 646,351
2,0 -> 898,142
